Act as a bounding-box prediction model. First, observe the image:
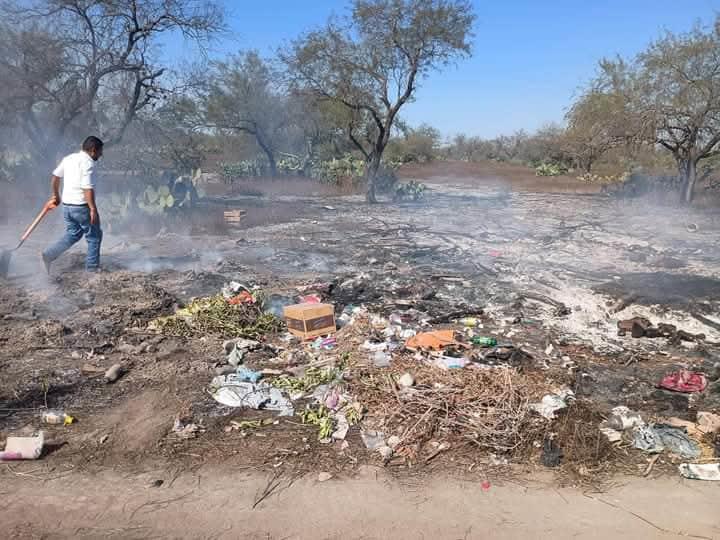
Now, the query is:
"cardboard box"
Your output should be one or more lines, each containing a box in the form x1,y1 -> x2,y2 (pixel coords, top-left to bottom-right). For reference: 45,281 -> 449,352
283,303 -> 336,339
223,209 -> 246,225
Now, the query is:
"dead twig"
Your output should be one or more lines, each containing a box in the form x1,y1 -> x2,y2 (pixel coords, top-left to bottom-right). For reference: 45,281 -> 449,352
643,455 -> 660,477
252,470 -> 284,510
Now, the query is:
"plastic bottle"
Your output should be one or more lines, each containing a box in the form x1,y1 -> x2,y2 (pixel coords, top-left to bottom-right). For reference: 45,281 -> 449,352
435,356 -> 468,370
472,336 -> 497,347
459,317 -> 478,327
42,410 -> 74,425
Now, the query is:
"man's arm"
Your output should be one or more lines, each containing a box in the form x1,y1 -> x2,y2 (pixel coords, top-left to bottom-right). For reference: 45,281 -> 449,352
83,189 -> 98,225
49,175 -> 61,207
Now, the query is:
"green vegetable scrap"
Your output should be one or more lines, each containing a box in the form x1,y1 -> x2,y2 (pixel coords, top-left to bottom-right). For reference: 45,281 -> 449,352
343,402 -> 363,425
301,405 -> 334,440
272,366 -> 340,393
150,294 -> 284,339
231,418 -> 274,430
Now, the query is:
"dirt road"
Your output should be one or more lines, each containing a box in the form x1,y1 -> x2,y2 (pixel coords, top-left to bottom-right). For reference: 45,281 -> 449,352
3,467 -> 718,539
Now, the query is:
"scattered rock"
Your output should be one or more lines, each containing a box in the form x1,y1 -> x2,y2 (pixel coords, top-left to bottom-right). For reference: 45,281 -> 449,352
104,363 -> 124,383
117,343 -> 140,355
317,472 -> 333,482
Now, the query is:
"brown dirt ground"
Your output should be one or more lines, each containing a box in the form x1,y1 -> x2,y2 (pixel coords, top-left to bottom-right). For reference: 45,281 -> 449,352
399,160 -> 604,193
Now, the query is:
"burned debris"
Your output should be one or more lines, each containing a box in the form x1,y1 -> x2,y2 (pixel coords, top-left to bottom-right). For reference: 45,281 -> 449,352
1,182 -> 720,487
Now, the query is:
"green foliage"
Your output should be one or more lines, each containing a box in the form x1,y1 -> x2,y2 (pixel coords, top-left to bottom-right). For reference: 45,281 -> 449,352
386,123 -> 442,164
394,180 -> 427,201
277,155 -> 304,174
220,159 -> 266,182
310,154 -> 365,184
576,172 -> 630,184
136,185 -> 176,216
535,162 -> 569,177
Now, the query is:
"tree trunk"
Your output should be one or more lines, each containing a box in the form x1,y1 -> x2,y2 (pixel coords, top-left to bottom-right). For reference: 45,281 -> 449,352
301,137 -> 315,177
255,135 -> 277,177
682,159 -> 697,204
266,155 -> 277,177
365,153 -> 381,204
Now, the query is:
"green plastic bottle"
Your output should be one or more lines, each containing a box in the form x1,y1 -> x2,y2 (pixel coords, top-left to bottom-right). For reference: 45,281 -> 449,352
472,336 -> 497,347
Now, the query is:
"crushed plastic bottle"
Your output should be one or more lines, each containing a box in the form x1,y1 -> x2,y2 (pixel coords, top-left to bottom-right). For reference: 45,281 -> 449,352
42,410 -> 74,425
434,356 -> 469,370
459,317 -> 478,327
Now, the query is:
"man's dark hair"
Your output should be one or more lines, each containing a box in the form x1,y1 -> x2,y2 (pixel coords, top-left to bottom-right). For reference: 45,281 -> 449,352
82,136 -> 104,152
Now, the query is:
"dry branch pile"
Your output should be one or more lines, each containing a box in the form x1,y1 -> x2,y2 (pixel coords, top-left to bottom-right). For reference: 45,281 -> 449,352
351,358 -> 549,457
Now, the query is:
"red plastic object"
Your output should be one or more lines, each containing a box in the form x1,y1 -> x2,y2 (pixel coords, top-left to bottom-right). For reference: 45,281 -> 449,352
658,370 -> 707,393
228,291 -> 254,305
481,480 -> 491,491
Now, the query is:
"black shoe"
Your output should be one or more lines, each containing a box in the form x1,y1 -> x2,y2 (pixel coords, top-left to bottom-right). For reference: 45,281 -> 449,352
41,253 -> 51,275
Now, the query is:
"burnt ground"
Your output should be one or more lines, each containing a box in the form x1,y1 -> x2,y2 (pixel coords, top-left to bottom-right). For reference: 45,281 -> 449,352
1,163 -> 720,497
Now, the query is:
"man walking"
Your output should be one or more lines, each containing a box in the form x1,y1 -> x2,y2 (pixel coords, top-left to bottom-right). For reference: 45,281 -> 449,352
42,136 -> 104,273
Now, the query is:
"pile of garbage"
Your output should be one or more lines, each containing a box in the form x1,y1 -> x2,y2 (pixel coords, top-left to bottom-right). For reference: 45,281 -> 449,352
150,283 -> 283,339
160,276 -> 717,479
598,404 -> 720,480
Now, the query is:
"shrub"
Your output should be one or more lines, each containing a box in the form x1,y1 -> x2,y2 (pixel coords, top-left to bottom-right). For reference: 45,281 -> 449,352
535,162 -> 568,176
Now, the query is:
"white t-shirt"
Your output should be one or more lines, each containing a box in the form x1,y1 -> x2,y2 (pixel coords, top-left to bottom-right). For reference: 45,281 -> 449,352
52,151 -> 97,205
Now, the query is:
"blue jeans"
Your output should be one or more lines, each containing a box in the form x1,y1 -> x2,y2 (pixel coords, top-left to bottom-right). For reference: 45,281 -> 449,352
43,205 -> 102,270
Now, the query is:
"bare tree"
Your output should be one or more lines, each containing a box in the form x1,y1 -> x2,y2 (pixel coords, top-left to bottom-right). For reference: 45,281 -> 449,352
0,0 -> 223,166
495,130 -> 528,162
282,0 -> 475,202
204,51 -> 291,177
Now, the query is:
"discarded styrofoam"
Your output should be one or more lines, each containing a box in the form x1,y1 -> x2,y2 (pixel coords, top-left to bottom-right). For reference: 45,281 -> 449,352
0,431 -> 44,461
679,463 -> 720,481
398,373 -> 415,387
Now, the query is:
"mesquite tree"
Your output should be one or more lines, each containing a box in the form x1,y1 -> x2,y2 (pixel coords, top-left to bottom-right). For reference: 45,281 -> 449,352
0,0 -> 223,166
591,20 -> 720,202
283,0 -> 475,202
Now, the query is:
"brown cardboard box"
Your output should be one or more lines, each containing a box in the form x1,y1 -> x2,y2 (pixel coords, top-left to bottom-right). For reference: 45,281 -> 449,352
283,303 -> 336,339
223,209 -> 246,226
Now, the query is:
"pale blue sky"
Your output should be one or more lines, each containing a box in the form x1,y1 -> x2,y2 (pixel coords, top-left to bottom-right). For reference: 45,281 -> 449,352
164,0 -> 720,139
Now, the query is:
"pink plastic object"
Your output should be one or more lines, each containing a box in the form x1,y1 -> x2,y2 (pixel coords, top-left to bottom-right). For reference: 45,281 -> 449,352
658,370 -> 707,393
